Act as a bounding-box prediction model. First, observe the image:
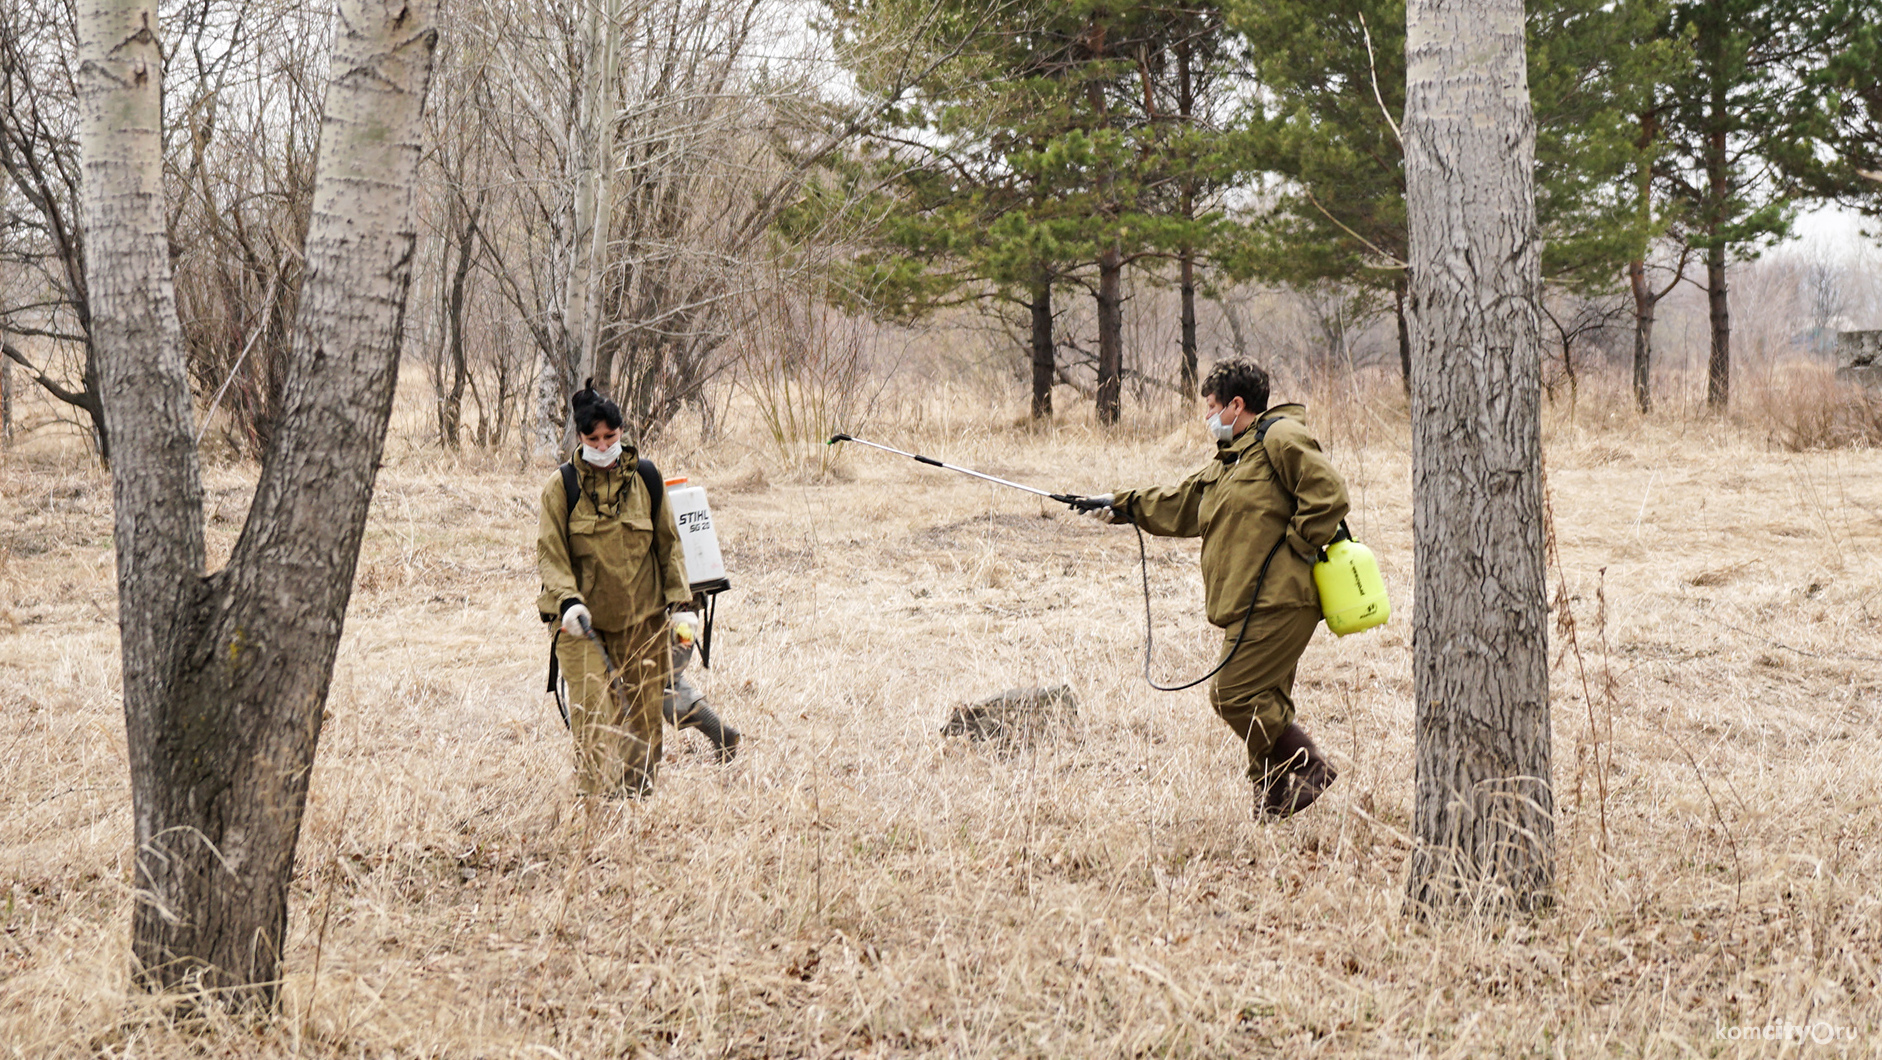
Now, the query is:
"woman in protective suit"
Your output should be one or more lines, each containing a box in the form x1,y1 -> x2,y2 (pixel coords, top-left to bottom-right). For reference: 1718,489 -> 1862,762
536,382 -> 694,797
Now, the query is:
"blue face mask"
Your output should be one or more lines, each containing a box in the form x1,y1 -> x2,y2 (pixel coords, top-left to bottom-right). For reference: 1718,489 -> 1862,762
580,440 -> 623,467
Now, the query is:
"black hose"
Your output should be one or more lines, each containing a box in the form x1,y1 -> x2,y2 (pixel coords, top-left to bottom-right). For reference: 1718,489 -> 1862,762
1132,497 -> 1288,692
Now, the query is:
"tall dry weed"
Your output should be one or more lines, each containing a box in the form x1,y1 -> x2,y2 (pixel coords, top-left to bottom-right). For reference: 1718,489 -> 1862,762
1749,365 -> 1882,451
737,285 -> 876,477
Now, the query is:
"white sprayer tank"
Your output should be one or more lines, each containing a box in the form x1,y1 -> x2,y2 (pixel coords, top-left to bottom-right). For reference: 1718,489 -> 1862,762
664,478 -> 727,590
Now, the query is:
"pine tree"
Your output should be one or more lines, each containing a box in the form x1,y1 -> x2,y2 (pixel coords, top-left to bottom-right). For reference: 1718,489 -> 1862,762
1789,0 -> 1882,215
1224,0 -> 1671,389
821,0 -> 1250,420
1657,0 -> 1843,410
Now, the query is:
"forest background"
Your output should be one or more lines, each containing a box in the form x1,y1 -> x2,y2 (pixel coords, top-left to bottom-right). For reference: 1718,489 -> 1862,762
4,0 -> 1882,452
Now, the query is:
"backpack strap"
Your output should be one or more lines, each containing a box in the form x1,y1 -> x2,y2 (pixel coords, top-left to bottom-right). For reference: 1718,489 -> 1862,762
637,457 -> 663,522
561,456 -> 664,522
1252,414 -> 1284,445
1253,411 -> 1353,558
559,461 -> 579,516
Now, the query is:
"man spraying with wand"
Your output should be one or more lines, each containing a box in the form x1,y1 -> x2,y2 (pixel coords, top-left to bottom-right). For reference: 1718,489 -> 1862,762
832,358 -> 1359,818
1076,360 -> 1350,817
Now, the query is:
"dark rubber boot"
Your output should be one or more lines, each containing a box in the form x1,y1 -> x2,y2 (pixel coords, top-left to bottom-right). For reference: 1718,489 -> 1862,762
1262,723 -> 1337,818
671,700 -> 740,763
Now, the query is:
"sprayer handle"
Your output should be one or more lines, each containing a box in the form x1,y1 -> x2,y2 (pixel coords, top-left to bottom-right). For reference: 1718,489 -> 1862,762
1065,494 -> 1113,512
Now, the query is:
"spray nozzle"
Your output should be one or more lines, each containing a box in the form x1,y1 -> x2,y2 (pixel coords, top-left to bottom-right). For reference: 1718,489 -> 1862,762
827,433 -> 853,445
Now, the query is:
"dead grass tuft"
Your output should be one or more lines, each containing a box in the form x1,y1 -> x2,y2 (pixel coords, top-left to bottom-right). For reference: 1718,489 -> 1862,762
1749,364 -> 1882,451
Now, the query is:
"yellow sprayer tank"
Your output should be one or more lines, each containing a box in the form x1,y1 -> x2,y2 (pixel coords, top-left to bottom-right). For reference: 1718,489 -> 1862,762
1314,537 -> 1390,636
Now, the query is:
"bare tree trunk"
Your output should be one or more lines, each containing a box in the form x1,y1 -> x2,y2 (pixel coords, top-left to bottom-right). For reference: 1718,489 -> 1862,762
563,0 -> 603,392
1703,94 -> 1730,411
1176,37 -> 1199,404
1705,242 -> 1730,411
579,0 -> 622,388
1394,272 -> 1412,396
76,11 -> 211,1001
1402,0 -> 1553,915
1179,247 -> 1199,402
81,0 -> 440,1004
1029,278 -> 1054,419
438,193 -> 481,449
537,353 -> 568,453
1628,257 -> 1654,414
1096,245 -> 1122,426
1,338 -> 11,442
1213,294 -> 1249,359
1629,111 -> 1657,415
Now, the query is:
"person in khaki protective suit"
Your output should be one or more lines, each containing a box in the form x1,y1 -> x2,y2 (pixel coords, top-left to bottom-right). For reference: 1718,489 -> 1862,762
538,382 -> 694,798
1083,360 -> 1349,816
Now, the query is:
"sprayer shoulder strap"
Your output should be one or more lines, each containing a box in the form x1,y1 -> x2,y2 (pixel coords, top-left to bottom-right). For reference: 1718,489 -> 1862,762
1251,416 -> 1352,551
1252,414 -> 1303,520
1249,416 -> 1288,483
1252,415 -> 1284,446
559,458 -> 664,523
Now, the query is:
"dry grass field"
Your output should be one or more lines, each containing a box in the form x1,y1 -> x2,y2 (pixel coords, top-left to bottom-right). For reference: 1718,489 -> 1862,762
3,368 -> 1881,1058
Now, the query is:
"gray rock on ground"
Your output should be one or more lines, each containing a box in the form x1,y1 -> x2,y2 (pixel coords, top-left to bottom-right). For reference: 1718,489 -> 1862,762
942,685 -> 1078,744
1836,330 -> 1882,389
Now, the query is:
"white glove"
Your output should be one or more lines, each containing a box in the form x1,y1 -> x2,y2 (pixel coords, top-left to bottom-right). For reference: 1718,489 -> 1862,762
561,603 -> 592,637
671,609 -> 701,644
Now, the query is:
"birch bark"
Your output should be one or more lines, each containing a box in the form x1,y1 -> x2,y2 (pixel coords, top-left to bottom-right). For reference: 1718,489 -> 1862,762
1402,0 -> 1554,913
79,0 -> 440,1001
75,2 -> 210,959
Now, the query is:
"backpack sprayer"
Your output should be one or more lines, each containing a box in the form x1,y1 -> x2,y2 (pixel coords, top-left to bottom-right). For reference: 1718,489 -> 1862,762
547,464 -> 735,729
827,431 -> 1389,690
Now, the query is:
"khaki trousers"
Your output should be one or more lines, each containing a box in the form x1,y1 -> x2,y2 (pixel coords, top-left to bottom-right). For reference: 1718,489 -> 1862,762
1207,605 -> 1323,777
557,612 -> 670,797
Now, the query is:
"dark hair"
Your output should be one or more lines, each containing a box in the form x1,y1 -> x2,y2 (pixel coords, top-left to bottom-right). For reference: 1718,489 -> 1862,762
570,378 -> 624,436
1200,359 -> 1270,413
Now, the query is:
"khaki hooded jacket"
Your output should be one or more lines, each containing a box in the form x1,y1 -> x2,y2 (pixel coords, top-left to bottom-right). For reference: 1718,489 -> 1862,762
1111,404 -> 1349,628
537,450 -> 692,631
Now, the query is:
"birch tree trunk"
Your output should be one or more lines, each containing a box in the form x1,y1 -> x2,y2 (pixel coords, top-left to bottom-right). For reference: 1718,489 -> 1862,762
81,0 -> 439,1003
1402,0 -> 1553,914
581,0 -> 621,388
76,2 -> 211,937
563,0 -> 605,392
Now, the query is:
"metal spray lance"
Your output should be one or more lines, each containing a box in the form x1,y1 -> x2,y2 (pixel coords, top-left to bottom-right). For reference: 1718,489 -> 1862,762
825,433 -> 1104,507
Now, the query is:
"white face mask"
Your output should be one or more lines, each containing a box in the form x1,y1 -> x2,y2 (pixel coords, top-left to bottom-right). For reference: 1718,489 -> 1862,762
1207,406 -> 1238,444
580,440 -> 623,467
